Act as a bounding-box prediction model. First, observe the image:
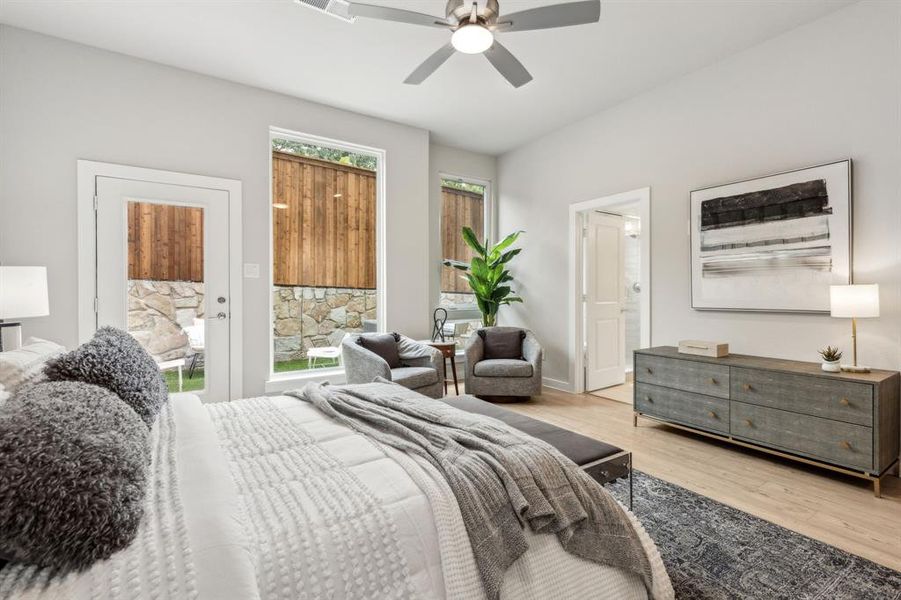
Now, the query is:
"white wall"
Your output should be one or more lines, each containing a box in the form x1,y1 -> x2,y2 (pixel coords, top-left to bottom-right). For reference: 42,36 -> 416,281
428,144 -> 498,312
0,26 -> 431,396
498,1 -> 901,387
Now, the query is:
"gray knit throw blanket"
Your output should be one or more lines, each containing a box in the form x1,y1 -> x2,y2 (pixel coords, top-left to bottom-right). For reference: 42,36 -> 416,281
288,382 -> 657,600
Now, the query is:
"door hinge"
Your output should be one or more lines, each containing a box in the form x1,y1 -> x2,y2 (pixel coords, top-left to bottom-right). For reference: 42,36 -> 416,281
93,297 -> 99,314
93,194 -> 99,211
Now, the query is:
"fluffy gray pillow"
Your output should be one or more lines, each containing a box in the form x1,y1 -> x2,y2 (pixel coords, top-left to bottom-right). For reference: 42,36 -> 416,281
44,327 -> 167,427
357,332 -> 402,368
478,328 -> 526,360
0,381 -> 149,571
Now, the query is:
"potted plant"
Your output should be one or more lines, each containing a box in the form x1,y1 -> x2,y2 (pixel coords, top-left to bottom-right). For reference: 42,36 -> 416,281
818,346 -> 843,372
443,227 -> 524,327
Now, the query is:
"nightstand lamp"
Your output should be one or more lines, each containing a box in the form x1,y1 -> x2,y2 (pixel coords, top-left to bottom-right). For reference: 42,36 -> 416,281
0,266 -> 50,352
830,284 -> 879,373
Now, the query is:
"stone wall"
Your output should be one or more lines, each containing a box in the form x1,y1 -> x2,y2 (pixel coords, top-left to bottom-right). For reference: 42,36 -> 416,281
439,291 -> 476,307
273,286 -> 377,363
127,280 -> 204,362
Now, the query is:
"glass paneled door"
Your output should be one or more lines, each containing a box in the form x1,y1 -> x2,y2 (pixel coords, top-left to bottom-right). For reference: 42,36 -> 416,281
95,177 -> 230,401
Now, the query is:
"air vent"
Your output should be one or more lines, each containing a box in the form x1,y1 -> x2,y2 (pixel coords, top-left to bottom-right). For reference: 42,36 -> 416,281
294,0 -> 355,23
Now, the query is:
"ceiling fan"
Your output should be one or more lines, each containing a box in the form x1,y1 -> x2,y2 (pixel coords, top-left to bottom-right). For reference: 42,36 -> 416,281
348,0 -> 601,88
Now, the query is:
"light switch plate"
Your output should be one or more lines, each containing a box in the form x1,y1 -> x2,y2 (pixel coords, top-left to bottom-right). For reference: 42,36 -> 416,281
243,263 -> 260,278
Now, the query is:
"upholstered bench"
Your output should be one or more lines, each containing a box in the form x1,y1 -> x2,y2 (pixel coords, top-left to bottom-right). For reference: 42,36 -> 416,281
442,395 -> 633,508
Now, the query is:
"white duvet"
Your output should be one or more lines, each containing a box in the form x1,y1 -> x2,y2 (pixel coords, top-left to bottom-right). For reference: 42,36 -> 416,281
0,393 -> 671,600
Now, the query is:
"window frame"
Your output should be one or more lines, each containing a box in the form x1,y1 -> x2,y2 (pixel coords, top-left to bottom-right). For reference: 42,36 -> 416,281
266,126 -> 387,389
437,172 -> 494,318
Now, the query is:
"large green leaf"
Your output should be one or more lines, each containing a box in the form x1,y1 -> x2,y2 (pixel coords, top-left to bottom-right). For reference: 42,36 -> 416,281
489,230 -> 523,259
470,257 -> 490,281
492,248 -> 522,267
461,227 -> 486,257
491,285 -> 511,301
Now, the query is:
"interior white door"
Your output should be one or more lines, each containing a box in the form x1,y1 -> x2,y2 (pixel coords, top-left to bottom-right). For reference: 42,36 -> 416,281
584,211 -> 626,391
95,176 -> 230,401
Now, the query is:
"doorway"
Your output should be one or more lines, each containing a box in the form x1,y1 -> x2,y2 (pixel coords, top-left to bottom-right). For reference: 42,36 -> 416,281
569,188 -> 650,396
78,162 -> 243,401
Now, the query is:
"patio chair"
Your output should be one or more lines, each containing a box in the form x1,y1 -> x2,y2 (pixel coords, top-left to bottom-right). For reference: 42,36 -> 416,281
183,318 -> 205,379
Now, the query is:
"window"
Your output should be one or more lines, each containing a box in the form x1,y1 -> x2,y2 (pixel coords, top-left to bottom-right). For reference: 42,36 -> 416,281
439,177 -> 489,310
270,131 -> 382,375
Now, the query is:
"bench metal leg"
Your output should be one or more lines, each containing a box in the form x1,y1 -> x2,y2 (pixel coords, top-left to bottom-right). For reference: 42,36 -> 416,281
629,454 -> 633,511
188,354 -> 199,379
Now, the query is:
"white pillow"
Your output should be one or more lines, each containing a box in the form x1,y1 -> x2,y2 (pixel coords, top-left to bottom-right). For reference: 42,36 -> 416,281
0,337 -> 66,395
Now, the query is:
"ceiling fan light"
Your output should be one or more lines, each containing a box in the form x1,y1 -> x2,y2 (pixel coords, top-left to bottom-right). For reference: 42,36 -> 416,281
451,24 -> 494,54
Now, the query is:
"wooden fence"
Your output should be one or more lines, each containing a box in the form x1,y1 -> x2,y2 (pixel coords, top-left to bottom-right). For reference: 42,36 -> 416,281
126,153 -> 483,291
273,151 -> 377,289
441,187 -> 484,293
128,202 -> 204,282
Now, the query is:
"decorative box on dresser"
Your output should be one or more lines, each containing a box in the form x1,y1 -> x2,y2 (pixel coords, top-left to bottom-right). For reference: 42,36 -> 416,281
633,346 -> 900,496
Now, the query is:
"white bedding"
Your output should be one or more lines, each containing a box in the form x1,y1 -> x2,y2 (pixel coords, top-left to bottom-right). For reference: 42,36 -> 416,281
0,393 -> 671,600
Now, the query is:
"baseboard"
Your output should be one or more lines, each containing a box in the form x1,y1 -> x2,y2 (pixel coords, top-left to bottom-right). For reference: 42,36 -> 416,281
542,377 -> 574,393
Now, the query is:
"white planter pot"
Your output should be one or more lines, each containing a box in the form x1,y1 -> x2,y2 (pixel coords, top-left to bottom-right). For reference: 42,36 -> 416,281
821,359 -> 841,373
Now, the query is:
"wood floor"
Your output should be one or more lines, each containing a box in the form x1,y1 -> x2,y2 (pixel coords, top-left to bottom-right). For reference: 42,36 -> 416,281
505,386 -> 901,572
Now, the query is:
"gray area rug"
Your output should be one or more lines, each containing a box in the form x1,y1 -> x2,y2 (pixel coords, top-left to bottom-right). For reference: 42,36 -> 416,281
606,471 -> 901,599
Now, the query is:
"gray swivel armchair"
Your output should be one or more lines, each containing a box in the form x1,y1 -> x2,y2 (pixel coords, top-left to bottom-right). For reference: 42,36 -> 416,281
342,333 -> 445,399
464,327 -> 542,401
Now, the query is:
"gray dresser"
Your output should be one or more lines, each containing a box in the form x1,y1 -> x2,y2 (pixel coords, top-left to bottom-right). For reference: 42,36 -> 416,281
633,346 -> 900,496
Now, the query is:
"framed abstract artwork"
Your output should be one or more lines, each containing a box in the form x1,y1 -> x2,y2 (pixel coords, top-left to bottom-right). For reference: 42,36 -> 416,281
690,160 -> 852,312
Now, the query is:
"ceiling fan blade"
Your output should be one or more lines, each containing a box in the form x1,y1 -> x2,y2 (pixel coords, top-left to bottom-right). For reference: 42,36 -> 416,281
484,41 -> 533,88
349,3 -> 452,28
498,0 -> 600,33
404,43 -> 456,85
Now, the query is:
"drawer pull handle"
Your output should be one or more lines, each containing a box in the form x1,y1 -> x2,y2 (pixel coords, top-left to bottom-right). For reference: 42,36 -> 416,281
645,396 -> 653,403
743,419 -> 753,427
839,440 -> 852,450
708,378 -> 717,385
839,398 -> 850,406
645,367 -> 653,374
708,410 -> 717,419
742,383 -> 753,392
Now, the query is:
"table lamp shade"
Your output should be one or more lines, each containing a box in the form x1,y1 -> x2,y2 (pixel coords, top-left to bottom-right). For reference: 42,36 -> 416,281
830,284 -> 879,319
0,266 -> 49,319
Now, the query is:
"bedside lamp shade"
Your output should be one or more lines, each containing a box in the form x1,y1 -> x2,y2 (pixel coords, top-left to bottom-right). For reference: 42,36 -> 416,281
830,284 -> 879,319
830,284 -> 879,371
0,266 -> 49,319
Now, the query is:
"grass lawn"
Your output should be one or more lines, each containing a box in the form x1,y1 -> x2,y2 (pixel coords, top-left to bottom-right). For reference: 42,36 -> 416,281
163,368 -> 205,393
162,357 -> 340,394
274,358 -> 340,372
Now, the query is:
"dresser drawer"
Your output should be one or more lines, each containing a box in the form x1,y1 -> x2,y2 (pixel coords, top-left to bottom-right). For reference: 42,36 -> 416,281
731,401 -> 873,471
635,383 -> 729,434
731,368 -> 872,426
634,355 -> 730,399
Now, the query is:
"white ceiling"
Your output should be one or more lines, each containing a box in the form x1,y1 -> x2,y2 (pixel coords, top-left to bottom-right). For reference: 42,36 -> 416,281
0,0 -> 851,155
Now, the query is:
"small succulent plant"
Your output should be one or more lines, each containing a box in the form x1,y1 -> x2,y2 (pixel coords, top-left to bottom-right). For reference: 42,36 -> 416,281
818,346 -> 843,362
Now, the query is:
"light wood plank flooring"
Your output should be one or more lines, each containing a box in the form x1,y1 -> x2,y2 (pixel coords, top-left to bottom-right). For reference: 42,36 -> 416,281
504,386 -> 901,572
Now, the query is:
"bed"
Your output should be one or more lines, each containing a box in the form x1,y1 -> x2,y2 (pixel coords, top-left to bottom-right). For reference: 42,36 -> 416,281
0,386 -> 672,600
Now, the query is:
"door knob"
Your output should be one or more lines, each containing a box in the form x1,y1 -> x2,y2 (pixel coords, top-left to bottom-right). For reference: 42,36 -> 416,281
217,296 -> 227,304
211,312 -> 227,320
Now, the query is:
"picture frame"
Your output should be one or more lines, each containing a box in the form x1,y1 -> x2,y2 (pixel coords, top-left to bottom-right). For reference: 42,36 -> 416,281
690,159 -> 852,313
